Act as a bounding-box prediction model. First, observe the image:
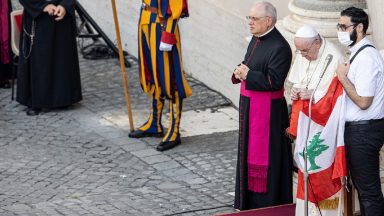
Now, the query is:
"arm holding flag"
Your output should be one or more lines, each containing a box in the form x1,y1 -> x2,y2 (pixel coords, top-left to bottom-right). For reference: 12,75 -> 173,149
336,61 -> 373,110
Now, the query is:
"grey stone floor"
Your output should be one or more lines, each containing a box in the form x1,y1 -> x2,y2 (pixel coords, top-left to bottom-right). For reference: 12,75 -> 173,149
0,51 -> 238,215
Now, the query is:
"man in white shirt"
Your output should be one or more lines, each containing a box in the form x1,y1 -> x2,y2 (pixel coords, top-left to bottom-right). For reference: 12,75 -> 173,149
336,7 -> 384,216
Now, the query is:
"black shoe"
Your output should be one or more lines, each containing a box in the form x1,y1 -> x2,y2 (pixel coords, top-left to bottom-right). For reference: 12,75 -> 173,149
26,108 -> 41,116
128,130 -> 164,138
156,140 -> 181,151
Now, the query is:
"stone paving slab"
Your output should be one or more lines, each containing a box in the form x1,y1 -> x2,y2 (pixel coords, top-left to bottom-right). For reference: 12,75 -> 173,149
0,40 -> 238,215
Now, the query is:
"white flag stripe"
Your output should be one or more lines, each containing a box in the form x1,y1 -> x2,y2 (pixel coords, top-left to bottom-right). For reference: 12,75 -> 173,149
295,112 -> 322,172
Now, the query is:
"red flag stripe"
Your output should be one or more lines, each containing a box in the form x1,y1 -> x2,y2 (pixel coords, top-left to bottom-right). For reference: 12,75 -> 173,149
296,154 -> 344,203
332,146 -> 347,180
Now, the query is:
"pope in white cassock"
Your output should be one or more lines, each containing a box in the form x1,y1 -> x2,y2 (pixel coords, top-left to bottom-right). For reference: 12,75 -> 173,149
286,25 -> 347,216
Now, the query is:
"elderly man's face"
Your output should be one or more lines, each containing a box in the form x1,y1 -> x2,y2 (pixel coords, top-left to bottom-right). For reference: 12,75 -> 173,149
294,37 -> 320,61
248,5 -> 272,37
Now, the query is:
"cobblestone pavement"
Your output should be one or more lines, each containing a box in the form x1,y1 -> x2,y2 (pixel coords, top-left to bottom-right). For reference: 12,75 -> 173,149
0,47 -> 239,216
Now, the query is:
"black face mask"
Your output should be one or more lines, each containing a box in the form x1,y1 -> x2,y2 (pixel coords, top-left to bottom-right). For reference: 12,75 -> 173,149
349,27 -> 358,47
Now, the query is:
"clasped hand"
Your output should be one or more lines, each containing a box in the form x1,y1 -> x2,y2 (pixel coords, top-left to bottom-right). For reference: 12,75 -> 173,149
290,87 -> 313,100
233,63 -> 250,81
43,4 -> 66,21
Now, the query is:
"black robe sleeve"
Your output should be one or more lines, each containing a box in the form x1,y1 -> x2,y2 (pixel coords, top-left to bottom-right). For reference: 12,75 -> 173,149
19,0 -> 50,19
59,0 -> 76,16
245,45 -> 292,91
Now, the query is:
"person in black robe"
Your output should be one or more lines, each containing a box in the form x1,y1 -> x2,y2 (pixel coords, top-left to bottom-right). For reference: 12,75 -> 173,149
16,0 -> 82,116
0,0 -> 12,88
231,1 -> 293,211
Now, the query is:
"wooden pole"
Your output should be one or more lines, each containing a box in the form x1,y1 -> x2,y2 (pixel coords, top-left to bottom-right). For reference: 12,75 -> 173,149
110,0 -> 135,132
344,178 -> 354,216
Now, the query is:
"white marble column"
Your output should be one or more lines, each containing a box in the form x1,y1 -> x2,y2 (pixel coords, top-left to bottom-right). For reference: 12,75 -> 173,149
366,0 -> 384,50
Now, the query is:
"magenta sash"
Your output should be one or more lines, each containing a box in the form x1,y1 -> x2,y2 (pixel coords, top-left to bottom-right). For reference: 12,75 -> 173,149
0,0 -> 10,64
240,81 -> 284,193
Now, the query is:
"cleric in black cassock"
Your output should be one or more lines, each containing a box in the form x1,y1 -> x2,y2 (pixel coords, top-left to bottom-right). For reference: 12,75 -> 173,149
232,2 -> 293,211
17,0 -> 81,115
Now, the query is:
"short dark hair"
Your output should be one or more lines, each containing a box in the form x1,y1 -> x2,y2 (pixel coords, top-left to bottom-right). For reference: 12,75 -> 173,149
341,7 -> 369,34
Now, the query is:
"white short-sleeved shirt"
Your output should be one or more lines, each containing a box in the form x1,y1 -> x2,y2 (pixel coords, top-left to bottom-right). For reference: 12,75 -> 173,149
345,37 -> 384,121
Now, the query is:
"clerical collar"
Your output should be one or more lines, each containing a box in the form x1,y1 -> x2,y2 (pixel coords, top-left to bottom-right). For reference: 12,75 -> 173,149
256,26 -> 275,38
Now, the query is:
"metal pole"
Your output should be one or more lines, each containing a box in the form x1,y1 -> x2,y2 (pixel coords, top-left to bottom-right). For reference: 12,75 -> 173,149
304,78 -> 318,216
303,97 -> 313,216
303,54 -> 333,216
110,0 -> 135,132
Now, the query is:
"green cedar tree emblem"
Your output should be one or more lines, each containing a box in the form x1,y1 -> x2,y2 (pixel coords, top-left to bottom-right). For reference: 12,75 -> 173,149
300,132 -> 329,171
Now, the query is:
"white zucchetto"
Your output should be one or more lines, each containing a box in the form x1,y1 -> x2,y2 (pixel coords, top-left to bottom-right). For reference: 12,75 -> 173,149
295,25 -> 319,38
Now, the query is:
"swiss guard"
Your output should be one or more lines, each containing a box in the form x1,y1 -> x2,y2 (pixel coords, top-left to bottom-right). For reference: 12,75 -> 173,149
129,0 -> 192,151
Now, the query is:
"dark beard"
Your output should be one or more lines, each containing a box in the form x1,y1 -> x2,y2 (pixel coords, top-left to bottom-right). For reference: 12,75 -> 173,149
349,28 -> 358,47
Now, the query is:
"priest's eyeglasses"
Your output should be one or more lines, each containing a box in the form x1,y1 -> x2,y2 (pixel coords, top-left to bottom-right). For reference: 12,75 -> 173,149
246,16 -> 268,22
336,23 -> 356,31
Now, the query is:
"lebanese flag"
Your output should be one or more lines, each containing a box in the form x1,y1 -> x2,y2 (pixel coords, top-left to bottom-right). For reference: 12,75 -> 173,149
292,78 -> 347,215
